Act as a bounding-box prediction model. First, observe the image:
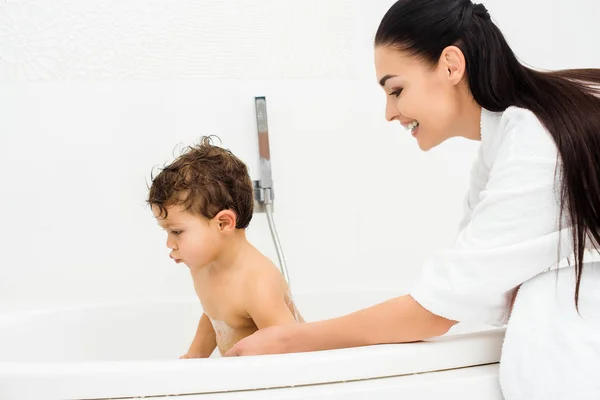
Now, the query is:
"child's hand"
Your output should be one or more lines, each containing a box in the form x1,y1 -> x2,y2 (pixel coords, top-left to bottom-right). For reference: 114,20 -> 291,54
180,349 -> 210,359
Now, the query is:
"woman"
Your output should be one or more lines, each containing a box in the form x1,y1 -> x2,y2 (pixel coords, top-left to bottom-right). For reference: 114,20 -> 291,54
227,0 -> 600,397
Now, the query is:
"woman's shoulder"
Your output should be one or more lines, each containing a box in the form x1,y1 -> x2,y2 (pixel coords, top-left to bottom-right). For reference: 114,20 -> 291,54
483,106 -> 558,166
500,106 -> 547,134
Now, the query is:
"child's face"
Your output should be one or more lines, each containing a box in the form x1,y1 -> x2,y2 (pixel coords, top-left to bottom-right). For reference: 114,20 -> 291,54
152,204 -> 221,269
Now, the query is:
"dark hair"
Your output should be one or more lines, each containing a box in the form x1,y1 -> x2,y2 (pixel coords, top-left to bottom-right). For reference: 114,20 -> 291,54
147,136 -> 254,229
375,0 -> 600,307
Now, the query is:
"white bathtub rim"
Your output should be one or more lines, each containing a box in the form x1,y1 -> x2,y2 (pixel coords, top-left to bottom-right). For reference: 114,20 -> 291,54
0,294 -> 505,399
0,328 -> 505,399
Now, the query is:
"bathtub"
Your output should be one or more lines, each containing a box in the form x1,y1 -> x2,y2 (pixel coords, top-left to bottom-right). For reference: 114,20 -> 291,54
0,290 -> 505,399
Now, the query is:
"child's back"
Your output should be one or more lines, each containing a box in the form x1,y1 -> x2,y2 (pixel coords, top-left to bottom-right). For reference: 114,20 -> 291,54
147,136 -> 302,357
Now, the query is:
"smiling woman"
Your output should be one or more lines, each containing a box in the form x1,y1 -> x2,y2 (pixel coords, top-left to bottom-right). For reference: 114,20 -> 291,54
375,46 -> 482,150
227,1 -> 600,399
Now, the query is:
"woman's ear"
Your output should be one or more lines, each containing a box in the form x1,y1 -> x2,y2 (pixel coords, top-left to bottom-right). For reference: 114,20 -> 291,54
214,210 -> 237,233
439,45 -> 466,85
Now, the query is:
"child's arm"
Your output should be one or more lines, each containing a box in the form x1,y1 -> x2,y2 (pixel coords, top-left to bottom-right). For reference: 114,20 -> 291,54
181,312 -> 217,358
245,269 -> 298,329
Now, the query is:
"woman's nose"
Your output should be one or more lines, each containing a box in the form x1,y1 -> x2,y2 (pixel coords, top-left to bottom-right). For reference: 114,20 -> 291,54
385,98 -> 400,122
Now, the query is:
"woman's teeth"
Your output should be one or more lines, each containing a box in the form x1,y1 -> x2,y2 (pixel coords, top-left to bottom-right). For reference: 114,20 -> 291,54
407,121 -> 419,133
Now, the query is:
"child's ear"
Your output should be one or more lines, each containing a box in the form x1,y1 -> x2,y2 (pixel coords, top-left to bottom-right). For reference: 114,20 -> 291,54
214,210 -> 237,233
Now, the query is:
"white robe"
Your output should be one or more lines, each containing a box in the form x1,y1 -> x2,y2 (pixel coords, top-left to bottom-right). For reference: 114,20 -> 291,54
410,106 -> 600,399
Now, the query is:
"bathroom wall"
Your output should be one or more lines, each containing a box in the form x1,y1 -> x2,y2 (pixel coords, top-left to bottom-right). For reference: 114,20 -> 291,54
1,0 -> 599,306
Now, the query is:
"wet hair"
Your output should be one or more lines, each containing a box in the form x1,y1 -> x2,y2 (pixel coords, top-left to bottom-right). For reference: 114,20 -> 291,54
375,0 -> 600,307
147,136 -> 254,229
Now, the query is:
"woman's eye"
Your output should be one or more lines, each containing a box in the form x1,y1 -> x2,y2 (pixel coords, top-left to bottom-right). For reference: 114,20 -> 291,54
171,230 -> 182,236
389,88 -> 403,97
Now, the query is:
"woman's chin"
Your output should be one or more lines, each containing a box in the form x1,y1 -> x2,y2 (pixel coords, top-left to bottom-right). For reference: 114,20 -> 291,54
416,138 -> 434,151
416,134 -> 447,152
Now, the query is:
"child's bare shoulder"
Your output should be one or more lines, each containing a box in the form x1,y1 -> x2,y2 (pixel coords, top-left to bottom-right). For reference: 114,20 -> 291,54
244,255 -> 287,292
239,254 -> 298,328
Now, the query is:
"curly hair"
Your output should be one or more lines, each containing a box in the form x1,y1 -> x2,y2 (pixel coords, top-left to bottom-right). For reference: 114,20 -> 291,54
147,136 -> 254,229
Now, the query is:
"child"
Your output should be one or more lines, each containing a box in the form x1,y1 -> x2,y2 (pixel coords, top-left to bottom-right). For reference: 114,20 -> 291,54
147,136 -> 303,358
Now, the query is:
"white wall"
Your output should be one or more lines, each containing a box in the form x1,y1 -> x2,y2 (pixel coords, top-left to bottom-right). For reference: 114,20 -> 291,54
0,0 -> 598,306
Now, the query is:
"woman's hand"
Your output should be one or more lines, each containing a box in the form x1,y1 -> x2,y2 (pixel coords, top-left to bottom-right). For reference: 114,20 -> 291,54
225,325 -> 291,356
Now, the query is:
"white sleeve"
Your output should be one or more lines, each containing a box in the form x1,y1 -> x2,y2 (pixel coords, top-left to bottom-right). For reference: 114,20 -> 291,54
457,149 -> 488,234
410,116 -> 573,326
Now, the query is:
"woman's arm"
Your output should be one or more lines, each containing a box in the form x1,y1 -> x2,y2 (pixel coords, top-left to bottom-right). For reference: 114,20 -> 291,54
226,294 -> 456,356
